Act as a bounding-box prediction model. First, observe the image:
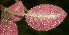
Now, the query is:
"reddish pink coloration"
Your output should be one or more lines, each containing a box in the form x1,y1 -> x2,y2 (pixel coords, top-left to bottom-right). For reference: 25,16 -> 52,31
26,4 -> 67,31
8,1 -> 24,21
0,20 -> 18,35
0,5 -> 5,10
0,5 -> 18,35
9,1 -> 24,12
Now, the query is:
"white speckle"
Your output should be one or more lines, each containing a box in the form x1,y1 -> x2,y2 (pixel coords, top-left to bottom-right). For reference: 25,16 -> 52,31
7,27 -> 10,28
28,24 -> 29,25
38,6 -> 40,8
52,25 -> 55,26
3,29 -> 6,30
10,30 -> 12,32
55,22 -> 57,23
32,27 -> 34,28
5,26 -> 8,27
6,20 -> 7,21
43,24 -> 46,26
35,27 -> 37,28
29,20 -> 32,22
3,31 -> 5,32
9,21 -> 12,22
32,23 -> 34,25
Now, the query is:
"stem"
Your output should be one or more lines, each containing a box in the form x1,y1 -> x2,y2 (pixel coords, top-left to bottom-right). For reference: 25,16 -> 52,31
24,6 -> 28,12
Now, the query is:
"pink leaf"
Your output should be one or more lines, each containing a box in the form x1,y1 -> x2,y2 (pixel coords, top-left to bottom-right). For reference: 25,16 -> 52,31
0,20 -> 18,35
26,4 -> 67,31
6,1 -> 24,21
